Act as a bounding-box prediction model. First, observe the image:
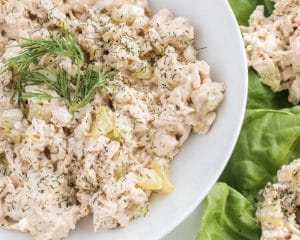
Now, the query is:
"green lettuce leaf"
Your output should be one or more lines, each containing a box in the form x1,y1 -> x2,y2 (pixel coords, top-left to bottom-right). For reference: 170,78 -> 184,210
221,107 -> 300,203
197,107 -> 300,239
227,0 -> 257,26
247,69 -> 292,110
258,0 -> 274,15
196,183 -> 261,240
228,0 -> 274,25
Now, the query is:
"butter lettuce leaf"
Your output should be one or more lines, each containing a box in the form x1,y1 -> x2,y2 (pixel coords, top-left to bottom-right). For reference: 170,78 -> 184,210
228,0 -> 274,26
247,69 -> 292,110
196,183 -> 260,240
197,107 -> 300,240
221,107 -> 300,203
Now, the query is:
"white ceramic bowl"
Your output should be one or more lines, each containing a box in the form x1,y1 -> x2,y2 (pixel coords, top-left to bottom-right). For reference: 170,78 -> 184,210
0,0 -> 247,239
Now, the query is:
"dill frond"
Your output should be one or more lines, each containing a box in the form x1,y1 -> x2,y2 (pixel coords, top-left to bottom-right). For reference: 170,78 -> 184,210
6,31 -> 84,71
70,68 -> 118,112
3,30 -> 117,114
15,66 -> 117,114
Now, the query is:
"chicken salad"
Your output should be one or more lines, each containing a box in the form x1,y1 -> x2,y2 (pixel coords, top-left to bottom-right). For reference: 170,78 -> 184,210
0,0 -> 224,239
242,0 -> 300,104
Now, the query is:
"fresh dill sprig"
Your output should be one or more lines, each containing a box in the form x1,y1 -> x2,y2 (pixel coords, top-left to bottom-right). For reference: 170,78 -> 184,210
17,68 -> 70,104
3,30 -> 117,114
19,67 -> 117,114
73,68 -> 118,112
6,31 -> 84,71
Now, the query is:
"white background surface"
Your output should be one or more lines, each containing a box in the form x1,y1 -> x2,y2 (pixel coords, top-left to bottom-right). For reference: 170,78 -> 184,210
163,205 -> 202,240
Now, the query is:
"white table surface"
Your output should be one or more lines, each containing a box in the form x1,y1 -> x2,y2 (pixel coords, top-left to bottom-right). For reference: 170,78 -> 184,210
162,205 -> 202,240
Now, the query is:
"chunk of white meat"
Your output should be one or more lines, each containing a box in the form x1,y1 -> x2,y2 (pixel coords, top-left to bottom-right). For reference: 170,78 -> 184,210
128,98 -> 152,134
146,27 -> 166,53
111,4 -> 144,25
277,159 -> 300,185
154,46 -> 184,89
289,77 -> 300,104
152,132 -> 178,158
183,46 -> 197,63
150,9 -> 194,50
132,16 -> 150,32
288,29 -> 300,73
2,109 -> 23,122
35,0 -> 66,24
49,105 -> 73,126
18,120 -> 67,171
102,0 -> 149,12
63,0 -> 98,12
188,81 -> 224,134
2,41 -> 22,61
0,177 -> 15,202
191,81 -> 225,115
74,112 -> 93,139
0,65 -> 12,87
0,87 -> 13,111
273,0 -> 300,14
91,172 -> 147,230
103,37 -> 140,71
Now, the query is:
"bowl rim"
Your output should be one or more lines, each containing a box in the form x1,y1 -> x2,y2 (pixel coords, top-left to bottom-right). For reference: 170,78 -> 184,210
158,1 -> 248,239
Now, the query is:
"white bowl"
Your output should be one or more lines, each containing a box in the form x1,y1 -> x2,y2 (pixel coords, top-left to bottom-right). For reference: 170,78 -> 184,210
0,0 -> 247,239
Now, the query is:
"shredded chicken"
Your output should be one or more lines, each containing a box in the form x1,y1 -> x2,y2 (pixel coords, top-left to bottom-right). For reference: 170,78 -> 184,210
0,0 -> 224,239
242,0 -> 300,104
257,159 -> 300,240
